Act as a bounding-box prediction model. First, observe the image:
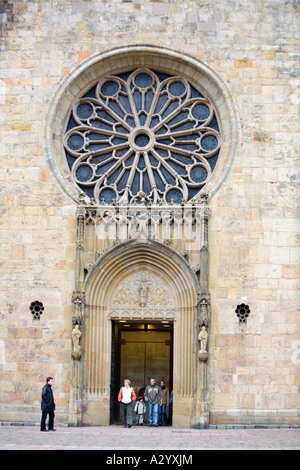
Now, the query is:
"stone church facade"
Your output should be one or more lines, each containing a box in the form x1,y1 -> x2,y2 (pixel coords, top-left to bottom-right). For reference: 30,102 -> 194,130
0,0 -> 299,428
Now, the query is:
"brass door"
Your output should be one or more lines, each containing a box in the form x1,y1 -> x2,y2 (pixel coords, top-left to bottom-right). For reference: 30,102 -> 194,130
120,329 -> 172,390
112,323 -> 173,423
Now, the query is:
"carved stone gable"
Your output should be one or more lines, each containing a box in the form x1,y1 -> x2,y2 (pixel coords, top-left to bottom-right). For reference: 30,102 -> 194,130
109,270 -> 175,321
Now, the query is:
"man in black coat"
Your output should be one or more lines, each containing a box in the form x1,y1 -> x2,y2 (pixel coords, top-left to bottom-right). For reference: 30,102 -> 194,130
40,377 -> 56,432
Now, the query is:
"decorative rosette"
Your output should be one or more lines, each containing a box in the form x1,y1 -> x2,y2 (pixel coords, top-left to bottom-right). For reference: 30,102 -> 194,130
64,69 -> 221,204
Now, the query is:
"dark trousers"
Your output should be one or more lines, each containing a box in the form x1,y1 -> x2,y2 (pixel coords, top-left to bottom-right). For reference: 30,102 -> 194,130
41,410 -> 55,430
121,402 -> 133,426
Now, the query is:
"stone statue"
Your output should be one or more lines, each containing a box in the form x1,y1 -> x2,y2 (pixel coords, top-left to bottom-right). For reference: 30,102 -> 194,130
139,281 -> 148,307
198,325 -> 208,353
72,324 -> 82,359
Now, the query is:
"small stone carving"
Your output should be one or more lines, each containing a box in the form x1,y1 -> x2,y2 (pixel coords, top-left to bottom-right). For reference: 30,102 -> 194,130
72,323 -> 82,360
112,271 -> 173,308
198,294 -> 210,327
198,325 -> 208,362
139,281 -> 149,307
198,325 -> 208,353
72,290 -> 85,325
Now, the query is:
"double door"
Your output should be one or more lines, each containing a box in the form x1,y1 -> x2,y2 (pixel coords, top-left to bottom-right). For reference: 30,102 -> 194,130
112,323 -> 173,423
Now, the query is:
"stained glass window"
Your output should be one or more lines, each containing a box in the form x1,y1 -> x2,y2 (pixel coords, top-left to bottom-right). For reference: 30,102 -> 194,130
63,69 -> 221,204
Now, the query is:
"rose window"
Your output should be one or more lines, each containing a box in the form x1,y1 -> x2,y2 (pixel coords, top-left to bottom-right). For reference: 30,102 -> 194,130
63,68 -> 221,204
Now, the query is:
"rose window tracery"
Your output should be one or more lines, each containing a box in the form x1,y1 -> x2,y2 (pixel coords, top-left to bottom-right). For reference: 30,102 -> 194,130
64,68 -> 221,204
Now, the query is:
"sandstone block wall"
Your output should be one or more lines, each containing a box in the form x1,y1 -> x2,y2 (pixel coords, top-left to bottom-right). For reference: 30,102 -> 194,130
0,0 -> 299,426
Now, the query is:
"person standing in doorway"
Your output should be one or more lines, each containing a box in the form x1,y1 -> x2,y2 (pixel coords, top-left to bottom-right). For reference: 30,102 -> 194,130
159,380 -> 169,425
118,379 -> 136,428
134,396 -> 146,425
40,377 -> 56,432
144,378 -> 161,426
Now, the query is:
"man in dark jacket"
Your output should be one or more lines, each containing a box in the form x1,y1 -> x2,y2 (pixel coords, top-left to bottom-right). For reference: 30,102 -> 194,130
40,377 -> 56,431
144,378 -> 161,426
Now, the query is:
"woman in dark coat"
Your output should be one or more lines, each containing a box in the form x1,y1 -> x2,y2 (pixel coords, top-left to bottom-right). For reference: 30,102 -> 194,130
40,377 -> 56,431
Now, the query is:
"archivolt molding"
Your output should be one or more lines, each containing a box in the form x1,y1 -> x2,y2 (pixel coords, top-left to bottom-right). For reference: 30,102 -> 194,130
44,44 -> 239,204
85,238 -> 198,315
83,238 -> 199,401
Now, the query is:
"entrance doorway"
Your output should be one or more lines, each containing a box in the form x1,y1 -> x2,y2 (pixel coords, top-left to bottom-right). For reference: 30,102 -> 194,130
111,321 -> 173,424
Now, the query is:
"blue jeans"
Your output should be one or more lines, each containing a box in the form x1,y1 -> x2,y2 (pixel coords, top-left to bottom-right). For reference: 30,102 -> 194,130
148,402 -> 159,425
159,404 -> 167,425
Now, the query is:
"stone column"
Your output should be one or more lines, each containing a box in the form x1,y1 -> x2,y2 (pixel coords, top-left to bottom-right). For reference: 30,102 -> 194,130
69,203 -> 86,426
195,194 -> 211,428
173,305 -> 195,427
75,204 -> 86,298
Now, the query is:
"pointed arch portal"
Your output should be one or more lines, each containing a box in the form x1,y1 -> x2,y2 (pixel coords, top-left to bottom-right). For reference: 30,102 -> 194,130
82,239 -> 199,427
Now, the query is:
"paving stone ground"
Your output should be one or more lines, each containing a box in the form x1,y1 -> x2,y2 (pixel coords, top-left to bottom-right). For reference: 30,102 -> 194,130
0,424 -> 299,451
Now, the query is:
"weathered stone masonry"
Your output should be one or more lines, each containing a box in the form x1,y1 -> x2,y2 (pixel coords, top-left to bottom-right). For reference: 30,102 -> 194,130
0,0 -> 299,427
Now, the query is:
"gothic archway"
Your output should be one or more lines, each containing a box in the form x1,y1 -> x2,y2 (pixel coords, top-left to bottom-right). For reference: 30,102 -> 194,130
81,239 -> 199,427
